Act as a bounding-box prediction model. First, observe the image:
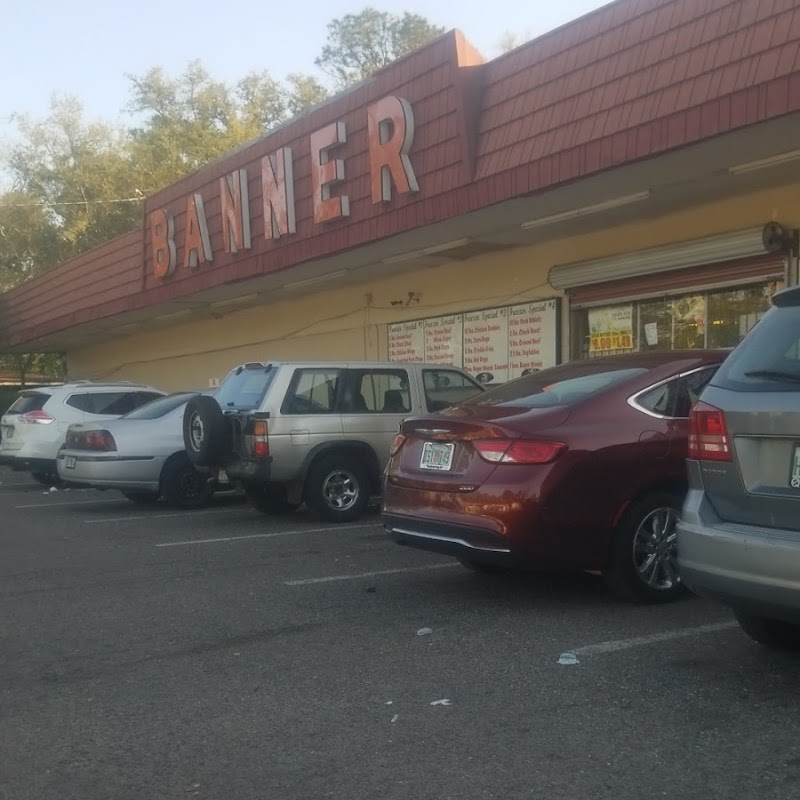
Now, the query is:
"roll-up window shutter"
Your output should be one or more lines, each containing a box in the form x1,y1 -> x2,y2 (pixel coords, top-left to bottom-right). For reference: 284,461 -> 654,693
549,228 -> 780,294
568,253 -> 785,306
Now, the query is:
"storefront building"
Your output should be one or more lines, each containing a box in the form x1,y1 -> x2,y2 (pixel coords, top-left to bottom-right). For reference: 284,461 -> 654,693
2,0 -> 800,390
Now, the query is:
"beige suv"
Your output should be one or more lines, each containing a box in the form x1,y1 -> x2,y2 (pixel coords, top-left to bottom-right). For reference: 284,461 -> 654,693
183,361 -> 484,521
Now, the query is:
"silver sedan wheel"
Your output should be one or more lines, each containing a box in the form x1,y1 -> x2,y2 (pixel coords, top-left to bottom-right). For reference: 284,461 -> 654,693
321,469 -> 359,511
632,506 -> 680,591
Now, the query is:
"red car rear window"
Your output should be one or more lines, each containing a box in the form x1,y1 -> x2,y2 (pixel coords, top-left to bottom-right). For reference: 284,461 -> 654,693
462,366 -> 648,409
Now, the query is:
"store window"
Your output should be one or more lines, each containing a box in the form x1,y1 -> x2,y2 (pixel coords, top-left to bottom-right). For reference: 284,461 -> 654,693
571,280 -> 783,359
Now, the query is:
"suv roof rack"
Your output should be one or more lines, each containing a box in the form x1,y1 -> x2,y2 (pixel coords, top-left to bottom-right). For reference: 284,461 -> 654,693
65,380 -> 146,386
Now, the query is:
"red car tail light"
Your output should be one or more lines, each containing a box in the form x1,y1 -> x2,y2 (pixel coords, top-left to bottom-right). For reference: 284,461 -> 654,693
474,439 -> 566,465
390,434 -> 407,457
71,430 -> 117,451
19,410 -> 54,425
252,420 -> 269,457
688,401 -> 731,461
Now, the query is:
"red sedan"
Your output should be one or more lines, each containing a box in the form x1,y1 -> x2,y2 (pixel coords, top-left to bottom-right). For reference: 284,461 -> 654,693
383,350 -> 728,603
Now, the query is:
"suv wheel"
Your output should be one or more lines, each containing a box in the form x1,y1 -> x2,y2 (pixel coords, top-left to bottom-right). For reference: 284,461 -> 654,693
161,455 -> 214,509
606,491 -> 687,604
305,454 -> 370,523
244,482 -> 299,515
734,611 -> 800,651
183,396 -> 228,467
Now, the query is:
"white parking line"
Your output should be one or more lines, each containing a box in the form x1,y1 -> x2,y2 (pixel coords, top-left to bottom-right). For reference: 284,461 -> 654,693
84,507 -> 237,524
286,562 -> 459,586
571,621 -> 739,657
155,523 -> 380,547
16,499 -> 125,509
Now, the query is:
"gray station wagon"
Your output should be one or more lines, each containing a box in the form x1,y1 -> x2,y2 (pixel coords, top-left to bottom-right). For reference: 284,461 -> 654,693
678,284 -> 800,650
183,361 -> 484,521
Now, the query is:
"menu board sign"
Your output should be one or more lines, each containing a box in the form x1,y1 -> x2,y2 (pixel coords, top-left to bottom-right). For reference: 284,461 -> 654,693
388,298 -> 559,381
508,300 -> 558,378
424,314 -> 463,366
387,320 -> 424,362
464,307 -> 509,381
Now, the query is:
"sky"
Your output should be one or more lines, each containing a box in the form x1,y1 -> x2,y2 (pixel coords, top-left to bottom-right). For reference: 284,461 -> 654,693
0,0 -> 610,142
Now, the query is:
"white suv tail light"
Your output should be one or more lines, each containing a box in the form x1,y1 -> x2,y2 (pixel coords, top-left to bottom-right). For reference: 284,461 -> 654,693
18,410 -> 54,425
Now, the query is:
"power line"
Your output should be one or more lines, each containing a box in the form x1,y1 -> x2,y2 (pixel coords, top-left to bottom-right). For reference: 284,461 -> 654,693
0,195 -> 144,209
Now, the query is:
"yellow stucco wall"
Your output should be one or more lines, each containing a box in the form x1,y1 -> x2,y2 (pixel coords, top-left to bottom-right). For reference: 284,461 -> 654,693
66,183 -> 800,392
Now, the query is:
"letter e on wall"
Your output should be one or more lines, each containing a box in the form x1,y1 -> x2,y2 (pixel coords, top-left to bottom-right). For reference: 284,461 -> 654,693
310,122 -> 349,224
368,96 -> 419,204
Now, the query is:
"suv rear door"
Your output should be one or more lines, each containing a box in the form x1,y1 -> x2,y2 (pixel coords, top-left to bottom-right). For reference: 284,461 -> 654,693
696,300 -> 800,531
340,367 -> 415,466
272,368 -> 345,472
1,390 -> 53,451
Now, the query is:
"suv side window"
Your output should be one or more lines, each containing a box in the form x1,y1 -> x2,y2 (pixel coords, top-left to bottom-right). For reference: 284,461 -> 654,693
65,393 -> 101,413
65,391 -> 162,415
104,391 -> 163,415
343,369 -> 411,414
282,369 -> 342,415
423,369 -> 483,412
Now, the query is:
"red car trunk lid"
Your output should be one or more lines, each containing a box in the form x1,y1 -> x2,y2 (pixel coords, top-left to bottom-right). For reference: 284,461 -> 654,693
390,406 -> 571,492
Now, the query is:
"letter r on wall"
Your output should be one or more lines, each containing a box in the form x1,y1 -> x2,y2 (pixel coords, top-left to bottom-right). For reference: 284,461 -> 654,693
367,96 -> 419,204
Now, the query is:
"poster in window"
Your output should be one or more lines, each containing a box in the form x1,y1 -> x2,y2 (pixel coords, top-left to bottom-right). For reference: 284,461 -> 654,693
387,320 -> 425,362
588,305 -> 634,353
424,314 -> 463,366
508,300 -> 559,378
463,307 -> 510,382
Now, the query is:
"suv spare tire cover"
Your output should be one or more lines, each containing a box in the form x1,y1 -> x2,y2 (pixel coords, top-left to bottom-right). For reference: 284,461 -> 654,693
183,396 -> 228,467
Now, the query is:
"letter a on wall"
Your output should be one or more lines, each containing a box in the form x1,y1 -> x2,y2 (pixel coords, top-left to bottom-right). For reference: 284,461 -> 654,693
184,193 -> 213,269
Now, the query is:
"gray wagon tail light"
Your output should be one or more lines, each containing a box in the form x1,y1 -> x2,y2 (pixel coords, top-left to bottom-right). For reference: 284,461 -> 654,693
688,402 -> 732,461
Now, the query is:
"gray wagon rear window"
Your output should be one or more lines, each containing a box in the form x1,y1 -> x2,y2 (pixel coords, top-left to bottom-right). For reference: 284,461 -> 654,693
713,305 -> 800,392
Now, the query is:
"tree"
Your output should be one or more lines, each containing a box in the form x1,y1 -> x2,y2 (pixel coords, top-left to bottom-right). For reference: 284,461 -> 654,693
0,191 -> 62,284
125,60 -> 287,194
316,8 -> 445,88
0,191 -> 69,384
497,30 -> 532,54
285,73 -> 329,117
6,97 -> 143,261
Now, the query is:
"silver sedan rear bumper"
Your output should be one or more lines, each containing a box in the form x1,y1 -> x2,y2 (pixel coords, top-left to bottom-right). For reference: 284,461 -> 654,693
57,451 -> 164,492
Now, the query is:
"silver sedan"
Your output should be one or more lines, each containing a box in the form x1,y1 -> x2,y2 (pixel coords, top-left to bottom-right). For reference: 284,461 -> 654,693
56,392 -> 228,507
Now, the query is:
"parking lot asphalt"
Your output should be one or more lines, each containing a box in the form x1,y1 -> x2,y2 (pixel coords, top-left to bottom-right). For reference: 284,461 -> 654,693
2,467 -> 800,800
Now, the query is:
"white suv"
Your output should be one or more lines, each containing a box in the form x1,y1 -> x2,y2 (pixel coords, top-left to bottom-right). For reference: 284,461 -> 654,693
0,381 -> 164,483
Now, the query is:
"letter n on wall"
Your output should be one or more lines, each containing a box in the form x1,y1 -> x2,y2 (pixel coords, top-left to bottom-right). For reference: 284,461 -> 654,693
220,169 -> 252,254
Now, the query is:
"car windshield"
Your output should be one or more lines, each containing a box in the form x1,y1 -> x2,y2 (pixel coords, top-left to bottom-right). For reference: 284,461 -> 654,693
215,364 -> 277,410
460,364 -> 648,408
122,392 -> 198,420
713,305 -> 800,392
